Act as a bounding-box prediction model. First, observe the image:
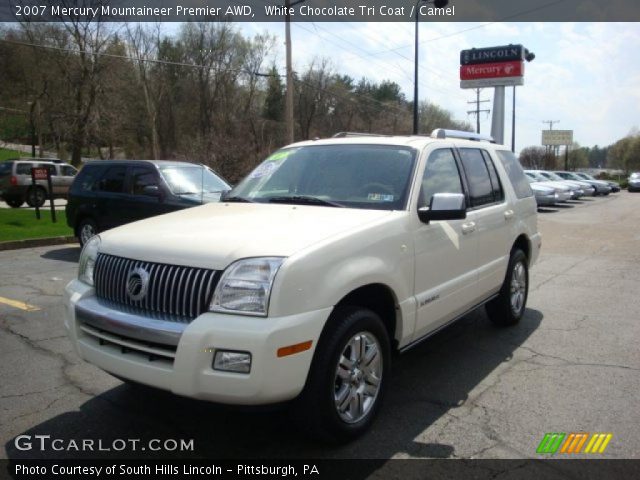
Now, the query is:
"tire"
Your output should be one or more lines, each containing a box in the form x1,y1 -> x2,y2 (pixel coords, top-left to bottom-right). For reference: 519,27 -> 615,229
78,218 -> 98,247
486,249 -> 528,327
5,197 -> 24,208
294,307 -> 391,443
26,187 -> 46,207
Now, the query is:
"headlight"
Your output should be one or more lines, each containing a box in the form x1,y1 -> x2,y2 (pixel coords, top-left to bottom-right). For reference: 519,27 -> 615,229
78,235 -> 101,286
210,257 -> 284,316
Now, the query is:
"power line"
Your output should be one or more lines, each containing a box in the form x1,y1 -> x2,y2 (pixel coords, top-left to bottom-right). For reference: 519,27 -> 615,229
0,37 -> 280,78
467,89 -> 490,134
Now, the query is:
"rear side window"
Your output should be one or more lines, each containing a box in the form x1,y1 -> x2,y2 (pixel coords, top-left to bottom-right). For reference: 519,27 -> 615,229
97,166 -> 126,193
72,165 -> 103,193
129,167 -> 158,195
481,151 -> 504,202
495,150 -> 533,199
459,148 -> 494,208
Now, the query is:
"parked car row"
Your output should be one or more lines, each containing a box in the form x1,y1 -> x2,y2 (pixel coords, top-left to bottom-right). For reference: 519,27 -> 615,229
524,169 -> 622,207
0,158 -> 78,207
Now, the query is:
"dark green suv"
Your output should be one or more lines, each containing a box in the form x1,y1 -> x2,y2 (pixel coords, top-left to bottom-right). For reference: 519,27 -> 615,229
66,160 -> 230,246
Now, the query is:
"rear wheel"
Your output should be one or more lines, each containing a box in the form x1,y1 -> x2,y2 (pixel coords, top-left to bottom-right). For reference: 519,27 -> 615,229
5,197 -> 23,208
294,307 -> 390,443
26,187 -> 46,207
486,249 -> 528,327
78,218 -> 98,247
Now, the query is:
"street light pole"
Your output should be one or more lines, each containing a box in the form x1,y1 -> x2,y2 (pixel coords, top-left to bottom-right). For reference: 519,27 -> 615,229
413,0 -> 448,135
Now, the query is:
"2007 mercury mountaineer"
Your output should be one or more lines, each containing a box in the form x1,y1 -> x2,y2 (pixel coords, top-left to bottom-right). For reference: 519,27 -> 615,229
65,129 -> 541,441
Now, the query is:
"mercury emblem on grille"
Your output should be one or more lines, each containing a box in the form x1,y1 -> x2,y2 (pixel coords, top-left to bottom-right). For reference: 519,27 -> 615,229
126,266 -> 150,301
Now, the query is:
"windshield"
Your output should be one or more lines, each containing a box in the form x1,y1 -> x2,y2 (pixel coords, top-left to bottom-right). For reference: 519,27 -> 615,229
576,172 -> 594,180
526,172 -> 546,182
160,166 -> 229,195
542,171 -> 566,181
229,144 -> 418,210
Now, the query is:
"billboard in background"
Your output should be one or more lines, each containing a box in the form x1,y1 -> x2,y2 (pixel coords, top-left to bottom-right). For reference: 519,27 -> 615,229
460,45 -> 525,89
542,130 -> 574,146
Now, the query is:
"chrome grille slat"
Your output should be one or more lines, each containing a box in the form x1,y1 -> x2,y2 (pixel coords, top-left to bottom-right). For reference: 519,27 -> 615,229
94,253 -> 217,323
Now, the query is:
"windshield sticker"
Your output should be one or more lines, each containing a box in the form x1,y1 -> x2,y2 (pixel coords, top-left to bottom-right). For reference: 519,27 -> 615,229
368,193 -> 395,202
266,149 -> 295,162
250,160 -> 280,179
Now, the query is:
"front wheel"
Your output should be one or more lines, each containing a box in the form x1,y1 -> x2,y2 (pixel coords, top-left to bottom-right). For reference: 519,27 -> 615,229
78,218 -> 98,247
486,249 -> 529,327
294,307 -> 390,443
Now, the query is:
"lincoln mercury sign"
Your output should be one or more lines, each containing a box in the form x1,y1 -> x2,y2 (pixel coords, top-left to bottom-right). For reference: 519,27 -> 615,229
542,130 -> 574,146
460,45 -> 525,89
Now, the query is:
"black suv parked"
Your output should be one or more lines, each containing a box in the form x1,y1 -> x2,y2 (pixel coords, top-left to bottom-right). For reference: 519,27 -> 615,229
66,160 -> 230,246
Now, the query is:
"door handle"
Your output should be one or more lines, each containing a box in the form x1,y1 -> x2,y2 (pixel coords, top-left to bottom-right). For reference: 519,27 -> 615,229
461,221 -> 476,234
504,209 -> 515,220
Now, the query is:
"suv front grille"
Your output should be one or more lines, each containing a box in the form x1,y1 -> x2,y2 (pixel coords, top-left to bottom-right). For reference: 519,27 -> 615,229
94,253 -> 218,323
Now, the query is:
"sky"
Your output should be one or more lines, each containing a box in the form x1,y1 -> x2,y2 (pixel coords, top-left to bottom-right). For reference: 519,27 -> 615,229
236,21 -> 640,154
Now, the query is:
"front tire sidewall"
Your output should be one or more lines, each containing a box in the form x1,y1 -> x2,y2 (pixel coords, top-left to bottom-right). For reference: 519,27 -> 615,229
78,219 -> 98,247
299,307 -> 391,443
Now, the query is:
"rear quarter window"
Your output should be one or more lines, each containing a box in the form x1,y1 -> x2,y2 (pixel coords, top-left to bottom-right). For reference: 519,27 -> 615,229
71,165 -> 104,193
494,150 -> 533,199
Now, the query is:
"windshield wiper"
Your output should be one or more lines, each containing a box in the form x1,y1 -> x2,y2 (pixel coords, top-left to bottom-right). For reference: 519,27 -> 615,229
224,195 -> 254,203
267,195 -> 344,207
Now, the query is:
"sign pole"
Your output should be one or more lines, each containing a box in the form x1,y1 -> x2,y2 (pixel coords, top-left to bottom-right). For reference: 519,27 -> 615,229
47,171 -> 56,223
491,86 -> 505,145
30,169 -> 40,220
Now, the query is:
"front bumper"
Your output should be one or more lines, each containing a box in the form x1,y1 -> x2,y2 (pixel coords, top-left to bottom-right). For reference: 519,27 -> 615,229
64,280 -> 331,405
555,190 -> 572,202
535,193 -> 557,206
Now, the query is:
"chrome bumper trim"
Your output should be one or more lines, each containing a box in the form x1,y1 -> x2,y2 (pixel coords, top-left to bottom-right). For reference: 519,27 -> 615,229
76,297 -> 186,347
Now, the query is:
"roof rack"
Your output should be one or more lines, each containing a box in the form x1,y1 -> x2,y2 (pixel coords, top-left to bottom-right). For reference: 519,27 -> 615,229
332,132 -> 390,138
430,129 -> 495,143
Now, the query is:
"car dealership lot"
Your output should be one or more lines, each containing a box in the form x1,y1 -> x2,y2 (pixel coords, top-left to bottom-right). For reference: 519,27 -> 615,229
1,193 -> 639,461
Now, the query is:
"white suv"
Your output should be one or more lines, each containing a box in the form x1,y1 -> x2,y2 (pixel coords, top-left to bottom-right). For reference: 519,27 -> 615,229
64,130 -> 541,441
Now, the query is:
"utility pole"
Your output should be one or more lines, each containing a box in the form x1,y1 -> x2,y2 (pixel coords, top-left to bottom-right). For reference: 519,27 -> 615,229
467,88 -> 490,134
284,0 -> 307,144
284,0 -> 294,144
542,120 -> 560,157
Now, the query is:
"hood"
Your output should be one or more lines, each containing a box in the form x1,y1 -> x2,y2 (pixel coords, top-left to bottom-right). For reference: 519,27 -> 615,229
99,202 -> 394,269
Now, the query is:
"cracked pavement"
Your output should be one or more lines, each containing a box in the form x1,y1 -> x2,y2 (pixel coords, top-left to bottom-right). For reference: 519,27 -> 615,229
1,193 -> 639,462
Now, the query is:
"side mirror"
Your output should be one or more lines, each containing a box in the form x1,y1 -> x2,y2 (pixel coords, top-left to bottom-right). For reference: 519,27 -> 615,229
142,185 -> 161,197
418,193 -> 466,223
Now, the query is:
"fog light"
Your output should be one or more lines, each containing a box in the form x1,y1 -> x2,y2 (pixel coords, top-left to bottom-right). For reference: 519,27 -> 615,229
213,350 -> 252,373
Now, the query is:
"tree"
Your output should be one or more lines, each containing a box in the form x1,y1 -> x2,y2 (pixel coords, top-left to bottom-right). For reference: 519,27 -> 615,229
263,65 -> 284,122
519,146 -> 547,169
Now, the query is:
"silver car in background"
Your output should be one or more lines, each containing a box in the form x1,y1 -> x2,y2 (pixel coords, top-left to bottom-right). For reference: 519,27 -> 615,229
535,170 -> 585,199
574,172 -> 612,195
553,171 -> 597,196
629,172 -> 640,192
528,179 -> 558,206
524,171 -> 573,202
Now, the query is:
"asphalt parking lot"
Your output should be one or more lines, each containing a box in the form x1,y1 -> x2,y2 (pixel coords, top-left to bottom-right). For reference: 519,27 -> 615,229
1,192 -> 639,462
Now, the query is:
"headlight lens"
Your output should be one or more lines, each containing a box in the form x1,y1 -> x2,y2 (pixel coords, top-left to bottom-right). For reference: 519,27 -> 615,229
210,257 -> 284,316
78,235 -> 101,286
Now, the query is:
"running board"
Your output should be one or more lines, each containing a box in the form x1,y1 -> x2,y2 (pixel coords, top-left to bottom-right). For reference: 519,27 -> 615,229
399,293 -> 499,353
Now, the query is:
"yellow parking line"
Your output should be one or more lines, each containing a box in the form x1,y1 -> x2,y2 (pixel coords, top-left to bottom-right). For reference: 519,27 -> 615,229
0,296 -> 40,312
